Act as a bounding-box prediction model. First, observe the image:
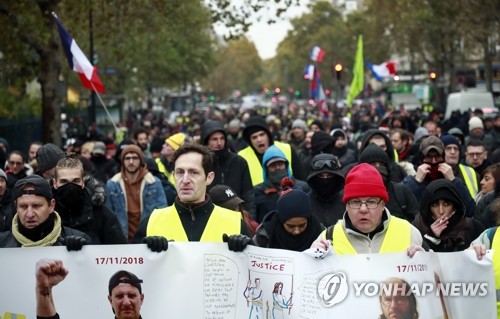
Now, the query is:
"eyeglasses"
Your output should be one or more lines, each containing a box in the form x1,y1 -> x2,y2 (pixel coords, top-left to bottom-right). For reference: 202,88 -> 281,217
347,199 -> 382,209
466,151 -> 485,158
124,156 -> 140,161
311,158 -> 340,171
381,296 -> 408,307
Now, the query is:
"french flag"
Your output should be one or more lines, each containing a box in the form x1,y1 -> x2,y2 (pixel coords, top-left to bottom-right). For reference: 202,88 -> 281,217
367,61 -> 398,81
53,13 -> 105,93
304,64 -> 315,80
310,46 -> 326,63
309,68 -> 329,116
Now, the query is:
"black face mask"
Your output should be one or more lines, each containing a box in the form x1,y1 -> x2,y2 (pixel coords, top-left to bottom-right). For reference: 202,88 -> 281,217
313,178 -> 339,198
54,183 -> 85,213
268,169 -> 288,187
375,165 -> 390,183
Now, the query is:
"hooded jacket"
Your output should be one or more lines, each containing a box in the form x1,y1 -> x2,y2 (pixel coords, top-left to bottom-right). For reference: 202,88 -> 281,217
306,154 -> 346,227
238,116 -> 305,184
254,146 -> 310,223
105,145 -> 167,240
412,179 -> 484,252
359,144 -> 419,222
200,120 -> 255,216
356,129 -> 407,182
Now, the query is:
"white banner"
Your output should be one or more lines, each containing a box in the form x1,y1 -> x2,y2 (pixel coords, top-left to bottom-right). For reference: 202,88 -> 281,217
0,243 -> 496,318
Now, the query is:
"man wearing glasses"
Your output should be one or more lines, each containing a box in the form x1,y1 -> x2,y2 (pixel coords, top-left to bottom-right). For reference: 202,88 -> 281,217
311,163 -> 423,256
378,278 -> 419,319
106,145 -> 167,242
464,139 -> 491,175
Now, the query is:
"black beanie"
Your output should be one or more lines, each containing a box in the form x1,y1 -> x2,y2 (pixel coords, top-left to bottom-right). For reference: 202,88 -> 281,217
311,131 -> 334,155
277,188 -> 312,222
150,137 -> 164,153
359,143 -> 390,167
243,116 -> 271,143
36,143 -> 65,173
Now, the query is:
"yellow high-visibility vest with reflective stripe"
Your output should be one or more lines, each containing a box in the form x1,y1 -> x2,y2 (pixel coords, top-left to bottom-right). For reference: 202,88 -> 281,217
459,164 -> 478,198
238,141 -> 293,186
491,227 -> 500,316
155,157 -> 176,185
146,205 -> 241,242
327,216 -> 411,254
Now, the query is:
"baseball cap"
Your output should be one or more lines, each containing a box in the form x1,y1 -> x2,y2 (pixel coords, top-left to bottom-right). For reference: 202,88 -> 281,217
108,270 -> 143,295
209,185 -> 244,211
13,174 -> 53,201
92,141 -> 106,156
266,157 -> 287,167
420,136 -> 444,156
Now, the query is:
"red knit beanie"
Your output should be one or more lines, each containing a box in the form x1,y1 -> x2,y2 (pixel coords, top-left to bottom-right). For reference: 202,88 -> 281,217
343,163 -> 389,203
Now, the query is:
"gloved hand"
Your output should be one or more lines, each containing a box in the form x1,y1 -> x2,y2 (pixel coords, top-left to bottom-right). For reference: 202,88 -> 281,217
63,235 -> 87,251
223,234 -> 253,252
142,236 -> 169,252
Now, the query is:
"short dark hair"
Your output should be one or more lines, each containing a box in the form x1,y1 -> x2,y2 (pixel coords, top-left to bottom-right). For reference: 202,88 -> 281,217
133,127 -> 149,140
390,128 -> 410,143
466,138 -> 485,149
172,142 -> 213,175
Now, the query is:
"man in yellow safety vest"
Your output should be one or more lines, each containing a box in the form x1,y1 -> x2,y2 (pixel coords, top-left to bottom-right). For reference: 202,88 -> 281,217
238,115 -> 305,186
311,163 -> 423,256
138,143 -> 252,252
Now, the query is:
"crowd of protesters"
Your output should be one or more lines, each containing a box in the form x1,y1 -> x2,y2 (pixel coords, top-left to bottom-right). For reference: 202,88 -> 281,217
1,98 -> 500,257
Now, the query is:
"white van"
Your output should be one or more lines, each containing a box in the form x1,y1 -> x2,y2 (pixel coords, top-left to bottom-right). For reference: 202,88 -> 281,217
445,92 -> 495,119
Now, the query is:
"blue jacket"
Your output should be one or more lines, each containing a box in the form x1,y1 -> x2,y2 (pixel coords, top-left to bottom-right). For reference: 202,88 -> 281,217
105,171 -> 167,238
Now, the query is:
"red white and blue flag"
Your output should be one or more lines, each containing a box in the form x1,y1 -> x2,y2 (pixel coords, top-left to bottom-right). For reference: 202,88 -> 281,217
310,46 -> 326,63
367,60 -> 398,81
309,68 -> 329,116
52,13 -> 105,93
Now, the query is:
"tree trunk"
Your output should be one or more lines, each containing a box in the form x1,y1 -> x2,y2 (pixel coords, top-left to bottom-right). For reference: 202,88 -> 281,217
38,0 -> 62,146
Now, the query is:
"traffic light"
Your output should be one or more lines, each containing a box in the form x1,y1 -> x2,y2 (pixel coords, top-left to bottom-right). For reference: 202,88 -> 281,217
429,71 -> 438,82
334,63 -> 343,80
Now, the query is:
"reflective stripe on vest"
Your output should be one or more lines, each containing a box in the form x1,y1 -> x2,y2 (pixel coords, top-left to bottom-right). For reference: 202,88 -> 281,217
491,227 -> 500,316
238,141 -> 293,186
459,164 -> 478,198
146,205 -> 241,242
330,216 -> 412,254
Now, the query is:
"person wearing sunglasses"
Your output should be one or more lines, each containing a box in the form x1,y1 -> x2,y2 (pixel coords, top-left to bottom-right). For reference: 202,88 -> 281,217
306,154 -> 346,227
311,163 -> 423,257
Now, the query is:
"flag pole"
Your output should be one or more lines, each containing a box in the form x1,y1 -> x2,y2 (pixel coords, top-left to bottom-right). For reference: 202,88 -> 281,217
89,82 -> 119,137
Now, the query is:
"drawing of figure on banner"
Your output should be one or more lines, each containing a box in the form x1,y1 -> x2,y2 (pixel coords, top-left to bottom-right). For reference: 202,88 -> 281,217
271,281 -> 293,319
244,277 -> 264,319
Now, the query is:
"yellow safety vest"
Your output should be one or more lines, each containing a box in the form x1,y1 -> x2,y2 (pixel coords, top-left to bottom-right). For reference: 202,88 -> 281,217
146,205 -> 241,242
326,216 -> 411,254
238,141 -> 293,186
155,157 -> 176,185
491,227 -> 500,316
459,164 -> 479,198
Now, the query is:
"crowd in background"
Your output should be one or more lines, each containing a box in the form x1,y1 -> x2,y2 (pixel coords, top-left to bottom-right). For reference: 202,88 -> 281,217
1,98 -> 500,253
